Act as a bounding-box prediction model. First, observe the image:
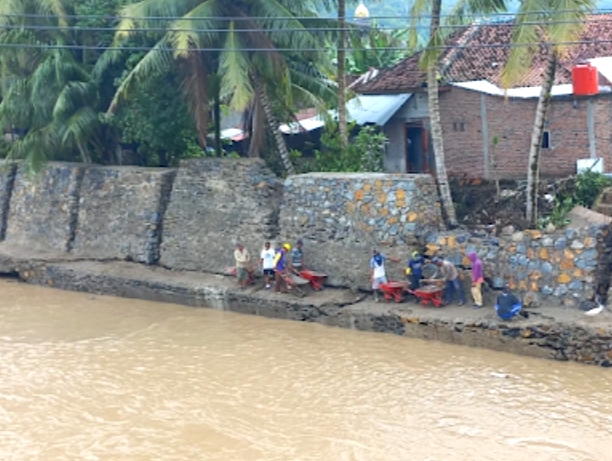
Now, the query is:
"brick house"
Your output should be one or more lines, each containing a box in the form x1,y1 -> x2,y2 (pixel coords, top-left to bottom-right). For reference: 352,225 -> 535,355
350,15 -> 612,179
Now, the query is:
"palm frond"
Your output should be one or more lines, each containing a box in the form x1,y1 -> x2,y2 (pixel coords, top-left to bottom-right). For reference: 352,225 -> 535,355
52,81 -> 95,119
119,0 -> 204,31
252,0 -> 322,50
501,0 -> 548,88
419,26 -> 446,69
169,0 -> 220,57
91,49 -> 124,80
107,38 -> 174,114
219,22 -> 253,111
548,0 -> 594,55
6,126 -> 58,174
408,0 -> 432,48
0,0 -> 26,27
59,106 -> 99,146
33,0 -> 68,26
446,0 -> 508,26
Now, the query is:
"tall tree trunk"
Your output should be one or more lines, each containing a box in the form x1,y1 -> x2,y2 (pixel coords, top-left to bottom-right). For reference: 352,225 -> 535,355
213,97 -> 221,157
427,0 -> 457,227
209,73 -> 222,157
526,47 -> 556,226
247,96 -> 266,158
337,0 -> 348,148
253,77 -> 295,175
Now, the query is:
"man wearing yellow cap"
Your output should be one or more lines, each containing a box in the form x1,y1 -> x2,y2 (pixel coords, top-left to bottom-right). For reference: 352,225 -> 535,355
273,243 -> 291,293
406,249 -> 425,290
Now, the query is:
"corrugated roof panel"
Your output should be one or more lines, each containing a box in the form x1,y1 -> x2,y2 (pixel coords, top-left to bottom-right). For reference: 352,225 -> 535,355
345,93 -> 412,125
451,80 -> 610,98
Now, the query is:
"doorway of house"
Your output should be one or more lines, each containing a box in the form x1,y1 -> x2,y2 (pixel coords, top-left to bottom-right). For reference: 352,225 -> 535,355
406,124 -> 428,173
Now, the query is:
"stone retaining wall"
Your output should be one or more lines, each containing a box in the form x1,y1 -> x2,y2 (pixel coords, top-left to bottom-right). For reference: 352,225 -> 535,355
425,226 -> 607,307
279,173 -> 443,288
160,158 -> 283,273
72,166 -> 176,264
0,159 -> 610,311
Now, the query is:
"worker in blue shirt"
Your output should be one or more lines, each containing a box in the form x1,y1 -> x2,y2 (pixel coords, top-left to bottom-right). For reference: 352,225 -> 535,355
406,250 -> 425,290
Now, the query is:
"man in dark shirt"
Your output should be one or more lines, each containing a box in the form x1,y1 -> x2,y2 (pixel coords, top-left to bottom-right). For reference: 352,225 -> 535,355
406,250 -> 425,290
290,239 -> 304,274
495,285 -> 528,320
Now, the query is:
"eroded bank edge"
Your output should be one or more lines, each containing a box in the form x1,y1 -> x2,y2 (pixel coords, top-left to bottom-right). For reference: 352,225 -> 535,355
1,254 -> 611,369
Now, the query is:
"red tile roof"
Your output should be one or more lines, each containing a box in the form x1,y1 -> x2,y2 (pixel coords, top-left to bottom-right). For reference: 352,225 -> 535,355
352,14 -> 612,93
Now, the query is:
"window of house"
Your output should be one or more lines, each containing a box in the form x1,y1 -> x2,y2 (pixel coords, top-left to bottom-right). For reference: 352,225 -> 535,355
541,131 -> 550,149
453,121 -> 466,132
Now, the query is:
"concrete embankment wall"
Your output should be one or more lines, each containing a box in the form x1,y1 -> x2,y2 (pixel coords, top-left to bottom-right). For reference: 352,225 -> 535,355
160,159 -> 282,273
5,163 -> 84,252
72,166 -> 176,264
0,158 -> 608,307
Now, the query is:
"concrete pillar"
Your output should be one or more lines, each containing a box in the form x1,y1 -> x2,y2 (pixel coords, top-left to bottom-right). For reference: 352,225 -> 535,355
481,94 -> 490,178
587,98 -> 596,159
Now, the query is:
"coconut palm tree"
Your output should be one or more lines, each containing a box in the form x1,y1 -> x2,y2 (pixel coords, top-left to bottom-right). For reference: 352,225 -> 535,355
501,0 -> 595,225
105,0 -> 335,175
409,0 -> 507,227
0,0 -> 104,172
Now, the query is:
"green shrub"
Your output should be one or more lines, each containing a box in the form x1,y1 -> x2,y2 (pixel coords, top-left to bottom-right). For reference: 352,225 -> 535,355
303,122 -> 386,173
574,170 -> 612,208
538,171 -> 612,229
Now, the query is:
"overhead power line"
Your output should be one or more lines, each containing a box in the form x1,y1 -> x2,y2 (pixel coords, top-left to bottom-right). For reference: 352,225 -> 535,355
0,39 -> 610,53
1,16 -> 612,34
0,9 -> 611,22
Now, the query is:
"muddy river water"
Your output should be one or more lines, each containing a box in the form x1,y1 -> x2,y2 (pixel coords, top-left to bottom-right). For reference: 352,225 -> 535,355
0,280 -> 611,461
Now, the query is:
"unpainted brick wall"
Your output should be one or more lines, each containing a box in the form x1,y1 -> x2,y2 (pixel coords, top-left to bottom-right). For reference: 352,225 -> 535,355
439,87 -> 612,179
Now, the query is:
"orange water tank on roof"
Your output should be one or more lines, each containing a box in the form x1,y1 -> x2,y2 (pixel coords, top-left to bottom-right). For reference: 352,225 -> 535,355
572,64 -> 599,96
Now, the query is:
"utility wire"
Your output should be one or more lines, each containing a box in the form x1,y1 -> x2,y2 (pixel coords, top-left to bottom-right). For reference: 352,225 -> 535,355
0,9 -> 610,22
0,39 -> 610,53
2,16 -> 612,34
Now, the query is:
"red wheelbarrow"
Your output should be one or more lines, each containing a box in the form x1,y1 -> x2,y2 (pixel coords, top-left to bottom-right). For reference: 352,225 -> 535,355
407,284 -> 444,307
299,270 -> 327,291
379,281 -> 408,303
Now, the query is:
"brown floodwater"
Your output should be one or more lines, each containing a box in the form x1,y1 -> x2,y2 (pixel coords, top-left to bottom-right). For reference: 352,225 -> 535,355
0,279 -> 611,461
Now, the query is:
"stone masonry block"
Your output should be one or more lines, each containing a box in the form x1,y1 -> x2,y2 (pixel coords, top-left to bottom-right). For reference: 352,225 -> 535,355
72,166 -> 176,264
5,163 -> 84,252
160,158 -> 283,272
